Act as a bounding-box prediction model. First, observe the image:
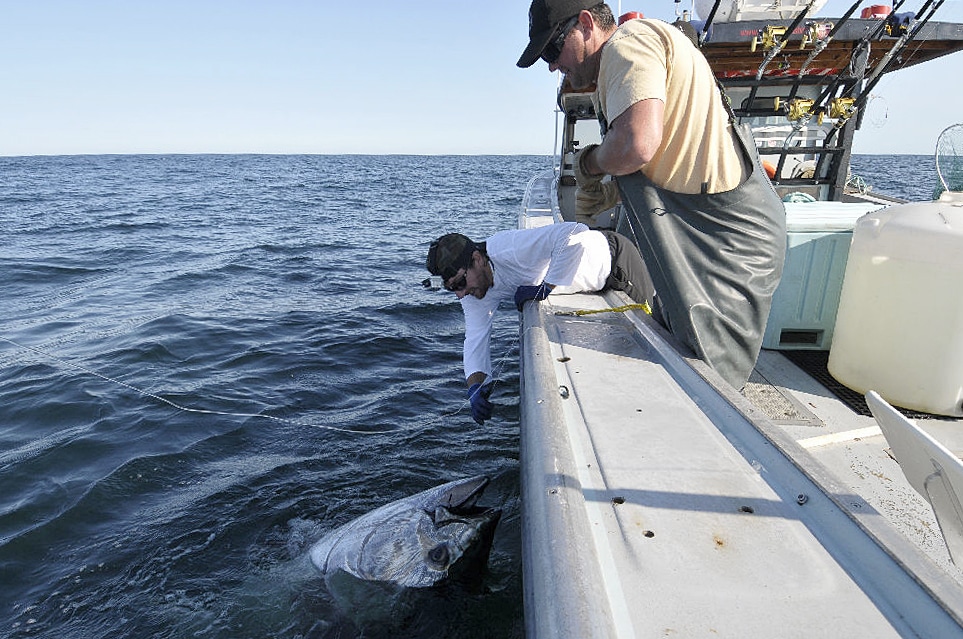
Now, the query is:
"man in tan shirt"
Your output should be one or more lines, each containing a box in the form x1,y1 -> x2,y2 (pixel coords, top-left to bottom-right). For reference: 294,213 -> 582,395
518,0 -> 786,389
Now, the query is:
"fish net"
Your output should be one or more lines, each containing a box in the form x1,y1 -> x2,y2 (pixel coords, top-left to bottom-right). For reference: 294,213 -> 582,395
935,123 -> 963,194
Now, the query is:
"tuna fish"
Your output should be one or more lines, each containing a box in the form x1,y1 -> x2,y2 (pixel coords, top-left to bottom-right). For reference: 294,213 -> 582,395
310,475 -> 501,589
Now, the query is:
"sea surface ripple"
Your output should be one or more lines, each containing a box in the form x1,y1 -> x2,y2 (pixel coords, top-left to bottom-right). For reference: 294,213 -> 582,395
0,152 -> 940,638
0,154 -> 552,638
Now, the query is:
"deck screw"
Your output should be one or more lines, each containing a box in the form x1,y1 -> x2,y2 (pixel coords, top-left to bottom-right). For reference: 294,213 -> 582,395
796,493 -> 808,505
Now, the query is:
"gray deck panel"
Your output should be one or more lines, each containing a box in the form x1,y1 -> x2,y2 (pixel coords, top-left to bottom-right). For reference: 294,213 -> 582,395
520,291 -> 963,638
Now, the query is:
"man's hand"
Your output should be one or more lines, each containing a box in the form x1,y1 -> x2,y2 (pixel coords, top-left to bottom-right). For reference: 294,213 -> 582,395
574,144 -> 619,218
575,180 -> 620,218
467,381 -> 494,425
574,144 -> 603,190
514,283 -> 552,312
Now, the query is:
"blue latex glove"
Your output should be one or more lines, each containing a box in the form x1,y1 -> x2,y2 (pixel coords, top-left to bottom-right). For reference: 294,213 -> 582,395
467,381 -> 494,425
514,283 -> 552,312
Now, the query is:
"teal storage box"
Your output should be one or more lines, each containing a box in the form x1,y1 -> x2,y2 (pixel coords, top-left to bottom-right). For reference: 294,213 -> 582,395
762,202 -> 883,351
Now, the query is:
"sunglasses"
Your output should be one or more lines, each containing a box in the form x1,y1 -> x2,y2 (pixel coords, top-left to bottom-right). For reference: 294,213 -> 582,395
541,16 -> 579,64
444,270 -> 468,292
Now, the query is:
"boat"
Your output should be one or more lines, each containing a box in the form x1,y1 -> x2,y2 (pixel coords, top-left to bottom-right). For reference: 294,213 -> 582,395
516,2 -> 963,636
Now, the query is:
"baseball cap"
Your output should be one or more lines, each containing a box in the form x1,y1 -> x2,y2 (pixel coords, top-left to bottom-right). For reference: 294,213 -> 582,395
426,233 -> 477,281
517,0 -> 600,68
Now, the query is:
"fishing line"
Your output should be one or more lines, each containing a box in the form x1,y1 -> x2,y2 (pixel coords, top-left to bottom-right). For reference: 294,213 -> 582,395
0,335 -> 395,435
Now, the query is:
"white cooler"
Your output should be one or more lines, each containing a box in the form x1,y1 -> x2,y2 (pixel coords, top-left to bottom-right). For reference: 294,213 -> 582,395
762,201 -> 883,351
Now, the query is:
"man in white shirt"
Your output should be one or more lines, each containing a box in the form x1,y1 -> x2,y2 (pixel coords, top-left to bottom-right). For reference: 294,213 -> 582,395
426,222 -> 652,424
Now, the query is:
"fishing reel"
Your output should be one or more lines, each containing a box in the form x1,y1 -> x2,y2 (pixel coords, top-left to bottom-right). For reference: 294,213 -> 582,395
750,25 -> 787,53
751,20 -> 834,54
773,96 -> 857,125
800,21 -> 834,48
774,97 -> 817,122
828,97 -> 857,121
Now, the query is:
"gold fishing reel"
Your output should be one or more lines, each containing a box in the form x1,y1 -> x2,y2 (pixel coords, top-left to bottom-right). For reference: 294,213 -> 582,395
773,96 -> 857,125
829,97 -> 857,120
750,25 -> 787,53
774,97 -> 819,123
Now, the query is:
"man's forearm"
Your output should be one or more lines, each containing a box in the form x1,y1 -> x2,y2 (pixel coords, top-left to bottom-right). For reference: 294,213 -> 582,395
585,98 -> 665,177
587,129 -> 649,177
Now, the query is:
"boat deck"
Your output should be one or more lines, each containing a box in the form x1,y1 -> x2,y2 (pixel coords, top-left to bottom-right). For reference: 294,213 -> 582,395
749,348 -> 963,572
520,288 -> 963,638
517,172 -> 963,638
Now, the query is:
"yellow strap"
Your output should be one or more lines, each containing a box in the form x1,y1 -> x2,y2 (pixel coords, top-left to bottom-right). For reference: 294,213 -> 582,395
556,302 -> 652,317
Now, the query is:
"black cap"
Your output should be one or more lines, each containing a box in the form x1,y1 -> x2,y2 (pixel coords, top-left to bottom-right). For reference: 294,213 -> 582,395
426,234 -> 477,281
517,0 -> 599,68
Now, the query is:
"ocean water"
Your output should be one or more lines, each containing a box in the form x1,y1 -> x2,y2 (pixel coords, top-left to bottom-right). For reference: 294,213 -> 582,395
849,154 -> 944,201
0,152 -> 940,639
0,154 -> 552,638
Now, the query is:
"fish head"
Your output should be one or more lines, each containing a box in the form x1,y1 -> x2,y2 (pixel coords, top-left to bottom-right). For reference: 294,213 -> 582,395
369,475 -> 501,587
416,498 -> 502,583
311,475 -> 502,589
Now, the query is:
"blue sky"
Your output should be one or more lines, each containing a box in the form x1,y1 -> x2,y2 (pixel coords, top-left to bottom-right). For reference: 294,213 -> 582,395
3,1 -> 960,156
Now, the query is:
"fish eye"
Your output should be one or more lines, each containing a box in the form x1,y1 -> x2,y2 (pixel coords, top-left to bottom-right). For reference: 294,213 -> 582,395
427,544 -> 450,567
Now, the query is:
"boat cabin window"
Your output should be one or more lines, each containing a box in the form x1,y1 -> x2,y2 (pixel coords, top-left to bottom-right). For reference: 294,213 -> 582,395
572,118 -> 602,151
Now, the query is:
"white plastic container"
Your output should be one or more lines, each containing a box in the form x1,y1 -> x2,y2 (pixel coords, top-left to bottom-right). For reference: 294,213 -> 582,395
828,192 -> 963,416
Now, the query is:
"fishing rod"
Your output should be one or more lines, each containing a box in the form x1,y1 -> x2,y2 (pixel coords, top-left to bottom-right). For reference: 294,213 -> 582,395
797,0 -> 865,76
783,0 -> 916,140
774,0 -> 923,185
698,0 -> 723,46
809,0 -> 911,113
814,0 -> 945,179
838,0 -> 946,132
773,0 -> 866,141
755,0 -> 821,79
855,0 -> 947,103
825,0 -> 944,129
742,0 -> 821,122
